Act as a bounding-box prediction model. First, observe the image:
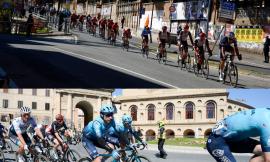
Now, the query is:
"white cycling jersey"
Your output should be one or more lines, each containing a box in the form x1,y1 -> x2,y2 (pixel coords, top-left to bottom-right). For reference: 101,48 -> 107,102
9,117 -> 37,134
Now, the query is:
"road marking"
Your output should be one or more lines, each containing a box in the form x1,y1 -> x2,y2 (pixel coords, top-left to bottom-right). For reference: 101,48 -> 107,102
0,67 -> 17,88
50,46 -> 179,88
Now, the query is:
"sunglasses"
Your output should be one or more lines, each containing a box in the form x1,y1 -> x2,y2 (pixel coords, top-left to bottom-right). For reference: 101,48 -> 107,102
22,113 -> 30,117
105,113 -> 114,117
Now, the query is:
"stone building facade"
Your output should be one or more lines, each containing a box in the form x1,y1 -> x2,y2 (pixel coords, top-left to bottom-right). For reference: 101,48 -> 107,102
115,89 -> 254,140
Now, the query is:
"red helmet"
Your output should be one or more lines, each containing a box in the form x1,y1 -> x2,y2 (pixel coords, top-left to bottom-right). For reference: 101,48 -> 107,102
199,32 -> 206,38
184,24 -> 189,30
55,114 -> 64,121
127,28 -> 130,31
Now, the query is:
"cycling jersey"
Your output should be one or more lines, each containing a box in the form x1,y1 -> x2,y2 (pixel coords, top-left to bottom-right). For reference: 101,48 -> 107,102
9,117 -> 37,135
112,24 -> 119,31
159,31 -> 169,40
83,116 -> 116,140
123,30 -> 131,38
108,21 -> 114,29
219,36 -> 237,48
0,124 -> 4,138
212,108 -> 270,152
141,28 -> 151,36
46,121 -> 67,135
178,31 -> 193,42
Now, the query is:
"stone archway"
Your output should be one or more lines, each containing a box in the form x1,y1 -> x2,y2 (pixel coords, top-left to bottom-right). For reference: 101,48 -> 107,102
145,129 -> 156,141
183,129 -> 195,138
165,129 -> 175,139
204,129 -> 212,138
75,101 -> 94,131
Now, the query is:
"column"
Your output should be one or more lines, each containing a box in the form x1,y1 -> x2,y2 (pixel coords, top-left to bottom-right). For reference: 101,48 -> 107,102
53,92 -> 61,118
66,93 -> 73,127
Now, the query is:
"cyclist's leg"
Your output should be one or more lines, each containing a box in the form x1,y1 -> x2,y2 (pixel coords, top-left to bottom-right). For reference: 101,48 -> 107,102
82,136 -> 102,162
206,133 -> 236,162
219,48 -> 226,80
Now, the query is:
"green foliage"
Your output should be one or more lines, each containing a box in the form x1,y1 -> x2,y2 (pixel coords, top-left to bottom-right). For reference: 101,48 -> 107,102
147,138 -> 207,147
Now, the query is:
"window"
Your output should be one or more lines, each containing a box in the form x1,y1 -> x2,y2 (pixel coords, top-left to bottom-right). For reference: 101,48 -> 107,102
45,89 -> 50,97
3,99 -> 8,108
130,106 -> 138,121
147,104 -> 155,120
18,89 -> 23,94
185,102 -> 194,119
32,102 -> 37,110
32,89 -> 37,96
206,102 -> 216,119
18,101 -> 23,108
45,103 -> 50,110
166,103 -> 174,120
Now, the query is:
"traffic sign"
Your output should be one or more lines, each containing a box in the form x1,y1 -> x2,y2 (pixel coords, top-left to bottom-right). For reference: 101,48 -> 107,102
169,5 -> 176,13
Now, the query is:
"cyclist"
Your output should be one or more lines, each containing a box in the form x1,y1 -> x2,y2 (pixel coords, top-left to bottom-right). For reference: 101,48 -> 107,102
0,122 -> 6,148
111,22 -> 119,42
207,108 -> 270,162
107,19 -> 114,40
45,114 -> 70,154
109,115 -> 147,161
100,18 -> 107,38
9,106 -> 45,162
79,15 -> 85,31
91,16 -> 98,34
219,32 -> 242,81
122,28 -> 132,47
82,105 -> 121,162
194,32 -> 212,70
157,26 -> 170,58
177,24 -> 194,64
141,26 -> 151,51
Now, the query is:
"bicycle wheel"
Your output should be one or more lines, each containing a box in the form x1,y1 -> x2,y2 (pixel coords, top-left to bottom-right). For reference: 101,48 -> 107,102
223,63 -> 228,84
229,64 -> 238,87
78,157 -> 91,162
145,48 -> 149,59
202,60 -> 209,79
65,149 -> 81,162
186,55 -> 191,72
131,155 -> 151,162
163,51 -> 167,65
4,140 -> 14,153
193,58 -> 198,76
34,154 -> 50,162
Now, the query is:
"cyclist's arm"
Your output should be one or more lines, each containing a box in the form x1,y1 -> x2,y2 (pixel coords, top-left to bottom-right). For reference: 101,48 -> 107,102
234,43 -> 240,56
167,32 -> 171,47
13,121 -> 27,146
34,127 -> 44,140
54,132 -> 63,143
205,39 -> 212,55
93,121 -> 113,152
130,128 -> 143,143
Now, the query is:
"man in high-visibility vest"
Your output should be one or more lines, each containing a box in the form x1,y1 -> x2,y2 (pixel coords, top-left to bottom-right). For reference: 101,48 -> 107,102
158,120 -> 167,159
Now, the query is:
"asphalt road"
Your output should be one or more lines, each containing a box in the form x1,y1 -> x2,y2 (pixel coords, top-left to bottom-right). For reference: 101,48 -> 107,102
0,32 -> 269,88
1,143 -> 250,162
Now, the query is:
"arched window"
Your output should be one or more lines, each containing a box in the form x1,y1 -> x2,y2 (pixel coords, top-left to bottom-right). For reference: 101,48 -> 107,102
206,102 -> 215,119
130,106 -> 138,121
166,103 -> 174,120
147,104 -> 155,120
186,102 -> 194,119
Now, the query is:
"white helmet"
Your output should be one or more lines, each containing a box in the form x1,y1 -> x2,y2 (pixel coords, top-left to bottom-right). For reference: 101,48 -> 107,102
20,106 -> 31,115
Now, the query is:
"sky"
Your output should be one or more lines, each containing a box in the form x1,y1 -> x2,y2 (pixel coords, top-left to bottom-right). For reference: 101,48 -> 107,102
112,89 -> 270,108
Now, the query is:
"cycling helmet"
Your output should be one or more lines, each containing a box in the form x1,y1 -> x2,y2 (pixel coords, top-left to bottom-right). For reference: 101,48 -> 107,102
122,115 -> 132,125
127,28 -> 130,31
228,32 -> 235,39
55,114 -> 64,120
100,104 -> 115,115
199,32 -> 206,38
184,24 -> 189,30
20,106 -> 31,115
162,26 -> 167,30
158,121 -> 165,127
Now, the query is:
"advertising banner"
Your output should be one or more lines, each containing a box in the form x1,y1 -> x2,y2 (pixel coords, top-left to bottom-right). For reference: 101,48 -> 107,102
171,0 -> 209,21
235,28 -> 264,43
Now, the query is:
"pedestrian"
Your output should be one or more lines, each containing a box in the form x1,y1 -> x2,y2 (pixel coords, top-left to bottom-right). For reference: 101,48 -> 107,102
157,120 -> 167,159
26,14 -> 34,37
58,10 -> 64,31
263,35 -> 270,63
137,127 -> 143,137
121,16 -> 125,29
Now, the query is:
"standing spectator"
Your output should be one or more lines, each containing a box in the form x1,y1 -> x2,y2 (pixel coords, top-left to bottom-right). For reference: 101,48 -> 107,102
58,10 -> 64,31
264,35 -> 270,63
157,120 -> 167,159
121,16 -> 125,29
137,127 -> 143,138
26,14 -> 34,37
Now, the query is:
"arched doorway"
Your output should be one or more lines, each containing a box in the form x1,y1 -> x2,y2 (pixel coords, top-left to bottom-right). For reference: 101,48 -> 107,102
183,129 -> 195,138
165,129 -> 175,139
75,101 -> 94,131
204,129 -> 212,138
145,129 -> 156,141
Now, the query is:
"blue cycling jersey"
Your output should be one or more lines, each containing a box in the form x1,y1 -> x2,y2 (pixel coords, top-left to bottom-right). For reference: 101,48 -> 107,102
83,116 -> 116,140
213,108 -> 270,152
219,36 -> 237,48
141,28 -> 151,36
0,124 -> 4,137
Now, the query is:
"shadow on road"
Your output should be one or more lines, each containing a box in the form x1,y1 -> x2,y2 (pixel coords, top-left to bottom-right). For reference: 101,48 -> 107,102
0,34 -> 165,88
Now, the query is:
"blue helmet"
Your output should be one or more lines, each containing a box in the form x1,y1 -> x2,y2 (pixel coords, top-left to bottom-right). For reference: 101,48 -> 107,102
100,104 -> 115,115
122,115 -> 132,125
228,32 -> 235,39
